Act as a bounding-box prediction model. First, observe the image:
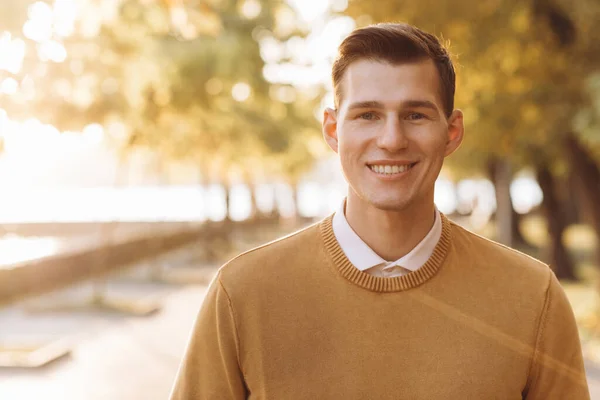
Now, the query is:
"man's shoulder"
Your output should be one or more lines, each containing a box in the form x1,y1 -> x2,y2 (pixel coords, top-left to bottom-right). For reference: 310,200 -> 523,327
448,218 -> 550,280
217,218 -> 325,286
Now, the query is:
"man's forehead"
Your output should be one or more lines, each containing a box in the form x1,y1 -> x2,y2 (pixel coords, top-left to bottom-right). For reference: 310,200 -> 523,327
338,58 -> 443,109
343,57 -> 437,77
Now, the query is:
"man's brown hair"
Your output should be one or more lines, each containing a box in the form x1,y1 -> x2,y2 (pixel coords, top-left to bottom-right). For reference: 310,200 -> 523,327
332,23 -> 456,117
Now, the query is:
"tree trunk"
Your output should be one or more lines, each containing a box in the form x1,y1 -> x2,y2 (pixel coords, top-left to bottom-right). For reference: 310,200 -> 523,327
241,170 -> 259,221
488,158 -> 531,247
247,183 -> 259,221
223,181 -> 233,224
279,181 -> 301,227
488,158 -> 514,247
563,174 -> 581,226
536,163 -> 578,281
564,132 -> 600,266
268,183 -> 281,220
511,207 -> 529,248
292,181 -> 302,220
196,165 -> 208,223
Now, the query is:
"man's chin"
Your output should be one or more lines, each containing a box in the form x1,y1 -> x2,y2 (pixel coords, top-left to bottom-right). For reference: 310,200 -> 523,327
367,198 -> 412,212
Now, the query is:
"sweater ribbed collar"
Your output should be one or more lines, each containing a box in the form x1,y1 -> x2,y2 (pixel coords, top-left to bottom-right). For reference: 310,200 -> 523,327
320,213 -> 452,292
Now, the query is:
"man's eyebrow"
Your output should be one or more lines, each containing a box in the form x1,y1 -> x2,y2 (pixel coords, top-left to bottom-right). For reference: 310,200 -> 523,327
346,101 -> 386,111
346,100 -> 440,112
402,100 -> 440,112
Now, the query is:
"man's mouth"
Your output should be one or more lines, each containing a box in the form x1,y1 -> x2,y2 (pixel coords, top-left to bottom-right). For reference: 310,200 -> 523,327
368,163 -> 417,175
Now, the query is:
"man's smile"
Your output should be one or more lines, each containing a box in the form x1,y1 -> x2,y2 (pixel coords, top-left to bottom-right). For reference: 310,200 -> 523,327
367,161 -> 418,176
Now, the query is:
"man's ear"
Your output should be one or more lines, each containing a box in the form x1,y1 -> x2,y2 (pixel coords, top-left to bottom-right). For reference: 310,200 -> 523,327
322,107 -> 339,153
444,109 -> 464,157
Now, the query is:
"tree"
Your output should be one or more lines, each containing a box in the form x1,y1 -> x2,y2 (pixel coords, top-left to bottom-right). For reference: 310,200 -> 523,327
0,0 -> 324,220
116,0 -> 323,220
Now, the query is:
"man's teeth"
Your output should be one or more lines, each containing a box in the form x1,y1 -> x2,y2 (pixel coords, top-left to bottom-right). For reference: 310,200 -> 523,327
369,164 -> 413,174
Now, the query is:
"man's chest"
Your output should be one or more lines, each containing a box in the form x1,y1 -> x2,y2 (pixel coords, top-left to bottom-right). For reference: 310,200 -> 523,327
239,305 -> 531,399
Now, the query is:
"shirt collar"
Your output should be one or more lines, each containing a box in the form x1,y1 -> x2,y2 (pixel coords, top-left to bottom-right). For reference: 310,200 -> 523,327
332,200 -> 442,272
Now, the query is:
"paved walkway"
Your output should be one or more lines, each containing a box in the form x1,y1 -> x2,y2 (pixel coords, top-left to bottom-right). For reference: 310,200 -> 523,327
0,282 -> 207,400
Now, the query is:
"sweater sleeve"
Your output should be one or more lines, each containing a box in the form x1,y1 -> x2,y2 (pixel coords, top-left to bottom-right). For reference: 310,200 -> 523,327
523,271 -> 590,399
170,272 -> 248,400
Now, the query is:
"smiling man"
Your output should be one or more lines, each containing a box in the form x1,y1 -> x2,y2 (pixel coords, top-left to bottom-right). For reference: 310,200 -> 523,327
170,23 -> 590,399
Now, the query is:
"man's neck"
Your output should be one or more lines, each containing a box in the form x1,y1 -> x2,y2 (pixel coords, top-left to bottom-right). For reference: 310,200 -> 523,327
344,195 -> 436,262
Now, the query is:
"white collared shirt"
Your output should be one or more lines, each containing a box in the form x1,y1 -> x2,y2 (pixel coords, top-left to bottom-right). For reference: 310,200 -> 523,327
332,201 -> 442,278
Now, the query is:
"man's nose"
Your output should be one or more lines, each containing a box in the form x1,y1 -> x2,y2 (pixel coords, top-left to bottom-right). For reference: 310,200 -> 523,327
376,117 -> 409,151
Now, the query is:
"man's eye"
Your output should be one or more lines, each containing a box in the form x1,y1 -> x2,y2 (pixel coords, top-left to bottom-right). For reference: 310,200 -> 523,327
407,113 -> 426,121
359,112 -> 377,120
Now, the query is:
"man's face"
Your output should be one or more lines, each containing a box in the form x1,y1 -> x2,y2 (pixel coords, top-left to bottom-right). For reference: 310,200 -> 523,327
322,59 -> 463,212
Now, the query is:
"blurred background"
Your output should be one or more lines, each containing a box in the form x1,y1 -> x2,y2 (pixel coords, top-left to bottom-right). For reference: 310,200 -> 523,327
0,0 -> 599,398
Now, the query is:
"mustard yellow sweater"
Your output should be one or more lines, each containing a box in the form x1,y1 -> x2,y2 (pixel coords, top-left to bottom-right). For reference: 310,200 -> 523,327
170,214 -> 589,399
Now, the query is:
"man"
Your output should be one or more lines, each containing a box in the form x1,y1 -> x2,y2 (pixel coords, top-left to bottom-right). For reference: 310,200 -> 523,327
170,23 -> 590,399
